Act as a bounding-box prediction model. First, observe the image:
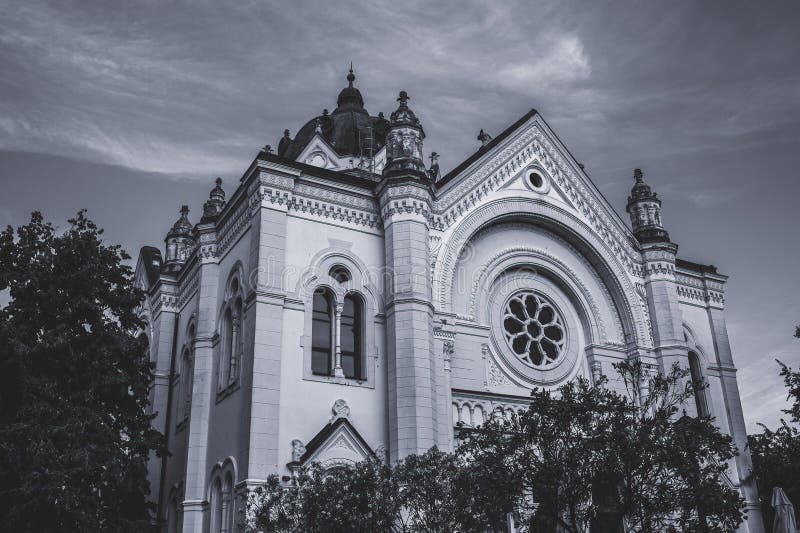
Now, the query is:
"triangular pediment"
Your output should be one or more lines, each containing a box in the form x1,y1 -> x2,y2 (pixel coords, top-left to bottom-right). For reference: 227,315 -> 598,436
298,417 -> 373,469
432,110 -> 640,273
295,133 -> 386,174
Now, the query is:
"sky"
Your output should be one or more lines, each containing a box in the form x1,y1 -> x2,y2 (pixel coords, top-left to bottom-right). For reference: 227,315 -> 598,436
0,0 -> 798,433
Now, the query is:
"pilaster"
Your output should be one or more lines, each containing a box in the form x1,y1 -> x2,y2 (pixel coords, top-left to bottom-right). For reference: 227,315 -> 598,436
245,168 -> 293,480
379,179 -> 439,461
708,305 -> 764,532
182,226 -> 220,533
641,242 -> 686,373
148,280 -> 178,513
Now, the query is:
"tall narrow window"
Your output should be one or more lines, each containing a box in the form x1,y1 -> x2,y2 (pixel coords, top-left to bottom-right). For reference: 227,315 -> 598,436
221,473 -> 234,533
340,294 -> 363,379
311,290 -> 333,375
227,299 -> 242,383
210,477 -> 222,533
181,347 -> 193,421
688,352 -> 708,417
220,308 -> 233,389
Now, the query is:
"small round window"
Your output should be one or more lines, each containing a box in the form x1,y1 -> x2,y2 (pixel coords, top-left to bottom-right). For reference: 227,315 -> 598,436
329,265 -> 351,283
502,291 -> 565,368
528,171 -> 544,189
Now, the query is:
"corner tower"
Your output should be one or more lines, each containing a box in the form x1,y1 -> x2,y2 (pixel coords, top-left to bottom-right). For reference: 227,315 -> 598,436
378,91 -> 439,461
626,169 -> 684,372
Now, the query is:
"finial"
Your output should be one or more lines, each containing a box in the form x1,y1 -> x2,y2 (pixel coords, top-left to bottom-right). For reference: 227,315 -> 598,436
180,205 -> 189,217
215,177 -> 222,186
347,62 -> 355,87
264,144 -> 273,154
283,129 -> 290,137
322,108 -> 329,116
477,129 -> 493,146
397,91 -> 409,106
634,168 -> 643,183
429,151 -> 439,164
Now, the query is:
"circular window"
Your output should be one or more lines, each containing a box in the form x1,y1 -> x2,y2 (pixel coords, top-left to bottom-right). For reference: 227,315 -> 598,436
502,291 -> 565,368
528,171 -> 544,189
329,265 -> 351,283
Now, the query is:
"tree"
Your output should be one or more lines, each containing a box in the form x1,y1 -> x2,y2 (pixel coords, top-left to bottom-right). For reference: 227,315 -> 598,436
747,356 -> 800,530
0,211 -> 164,532
246,458 -> 403,533
460,360 -> 745,533
246,448 -> 519,533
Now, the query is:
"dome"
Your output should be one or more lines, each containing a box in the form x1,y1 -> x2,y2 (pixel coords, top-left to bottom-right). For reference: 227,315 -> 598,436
628,168 -> 655,201
167,205 -> 193,239
280,68 -> 389,161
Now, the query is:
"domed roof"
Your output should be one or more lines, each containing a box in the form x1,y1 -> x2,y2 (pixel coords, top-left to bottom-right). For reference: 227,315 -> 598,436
280,67 -> 389,161
166,205 -> 193,239
628,168 -> 656,201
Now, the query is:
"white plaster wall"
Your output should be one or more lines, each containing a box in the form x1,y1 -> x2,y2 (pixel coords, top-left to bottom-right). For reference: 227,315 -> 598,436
276,214 -> 388,477
680,301 -> 733,435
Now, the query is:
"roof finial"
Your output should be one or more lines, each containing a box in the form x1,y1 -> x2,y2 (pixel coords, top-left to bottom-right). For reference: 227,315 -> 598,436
397,90 -> 409,107
634,168 -> 644,183
180,205 -> 189,217
347,62 -> 355,87
477,129 -> 493,147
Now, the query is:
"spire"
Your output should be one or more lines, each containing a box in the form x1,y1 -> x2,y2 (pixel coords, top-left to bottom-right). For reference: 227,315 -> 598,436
383,91 -> 427,180
336,65 -> 364,110
164,205 -> 196,272
625,168 -> 670,243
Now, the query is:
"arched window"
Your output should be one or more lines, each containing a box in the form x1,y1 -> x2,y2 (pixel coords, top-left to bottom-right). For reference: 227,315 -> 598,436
688,352 -> 708,417
340,294 -> 363,379
209,477 -> 222,533
311,289 -> 333,375
166,491 -> 179,533
221,473 -> 234,533
180,347 -> 193,421
224,298 -> 242,385
219,307 -> 234,390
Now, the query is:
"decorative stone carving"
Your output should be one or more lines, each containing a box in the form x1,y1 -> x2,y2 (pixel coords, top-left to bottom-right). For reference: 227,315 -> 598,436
330,398 -> 350,422
442,340 -> 454,371
487,357 -> 513,387
290,439 -> 306,462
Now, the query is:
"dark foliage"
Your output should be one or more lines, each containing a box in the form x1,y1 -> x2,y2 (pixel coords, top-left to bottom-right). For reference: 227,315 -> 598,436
460,360 -> 744,533
0,211 -> 164,532
747,355 -> 800,530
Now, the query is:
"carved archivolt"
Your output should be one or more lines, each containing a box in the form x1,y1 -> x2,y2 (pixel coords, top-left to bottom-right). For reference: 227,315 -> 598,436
432,122 -> 638,276
433,198 -> 652,348
466,245 -> 613,345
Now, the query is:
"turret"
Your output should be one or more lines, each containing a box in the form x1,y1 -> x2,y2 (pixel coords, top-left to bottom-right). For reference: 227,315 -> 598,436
625,168 -> 670,243
163,205 -> 195,273
201,177 -> 226,223
383,91 -> 427,180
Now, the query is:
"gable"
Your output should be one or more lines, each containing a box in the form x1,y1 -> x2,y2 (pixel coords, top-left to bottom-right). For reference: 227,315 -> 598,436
295,132 -> 387,174
298,417 -> 374,469
431,111 -> 640,277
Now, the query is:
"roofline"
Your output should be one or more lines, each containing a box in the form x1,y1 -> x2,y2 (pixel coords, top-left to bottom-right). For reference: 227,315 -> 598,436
435,108 -> 538,190
675,258 -> 725,278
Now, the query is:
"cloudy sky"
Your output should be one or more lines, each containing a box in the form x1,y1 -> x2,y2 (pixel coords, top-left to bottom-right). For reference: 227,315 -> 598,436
1,0 -> 798,432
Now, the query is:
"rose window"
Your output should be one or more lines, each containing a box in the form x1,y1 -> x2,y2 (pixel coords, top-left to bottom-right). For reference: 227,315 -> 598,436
502,291 -> 565,368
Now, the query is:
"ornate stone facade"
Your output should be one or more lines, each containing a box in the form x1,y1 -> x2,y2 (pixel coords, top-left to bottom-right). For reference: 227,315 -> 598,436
135,71 -> 763,533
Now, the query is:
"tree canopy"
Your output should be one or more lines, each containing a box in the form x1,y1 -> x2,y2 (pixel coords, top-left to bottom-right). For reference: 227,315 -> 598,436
248,360 -> 745,533
747,348 -> 800,530
0,211 -> 164,532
